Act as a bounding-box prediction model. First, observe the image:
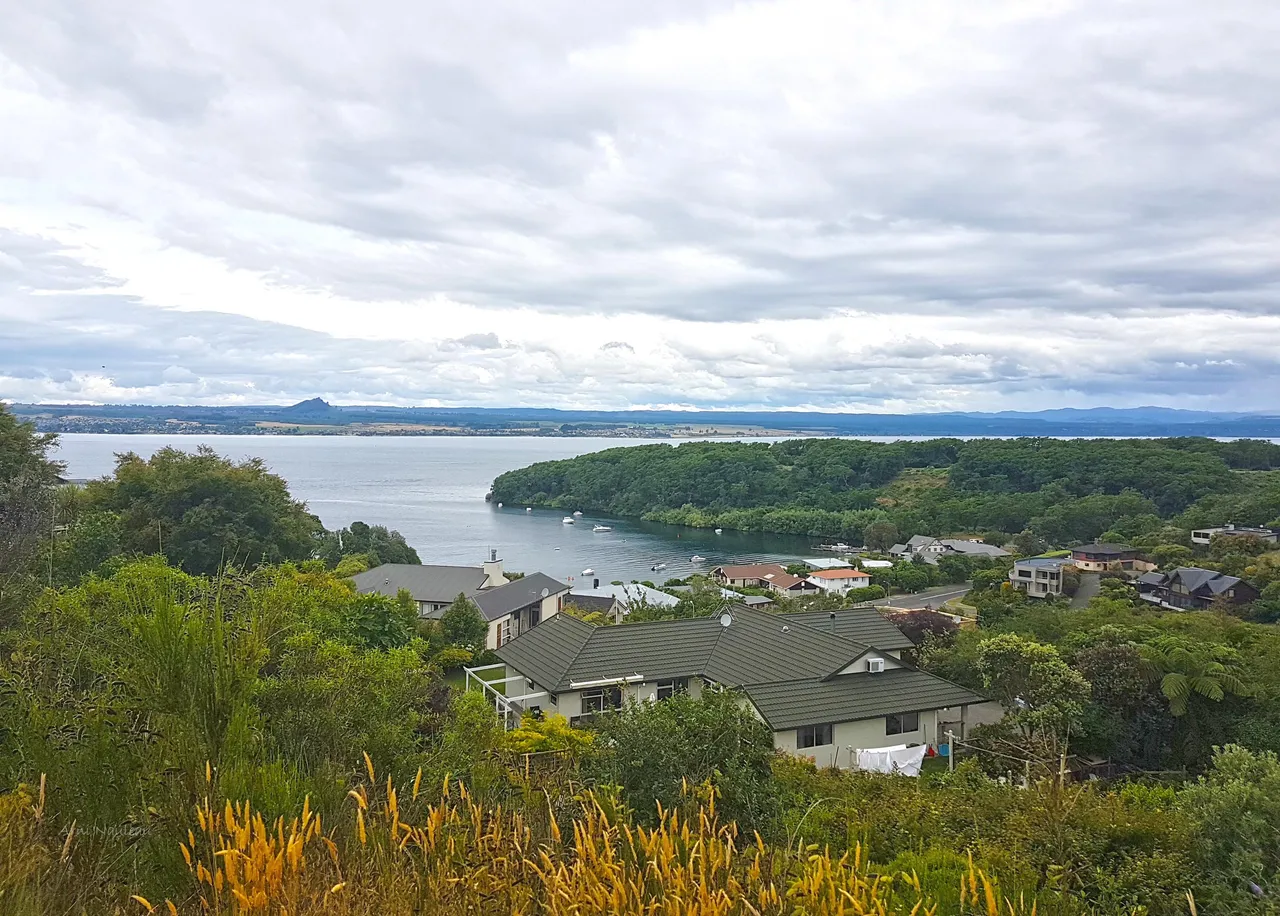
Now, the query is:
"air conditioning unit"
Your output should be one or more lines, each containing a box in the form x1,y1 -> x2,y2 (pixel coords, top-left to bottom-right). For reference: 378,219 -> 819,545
866,657 -> 885,674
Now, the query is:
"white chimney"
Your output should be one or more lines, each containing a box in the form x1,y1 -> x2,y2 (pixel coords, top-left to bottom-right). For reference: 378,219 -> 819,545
482,549 -> 508,589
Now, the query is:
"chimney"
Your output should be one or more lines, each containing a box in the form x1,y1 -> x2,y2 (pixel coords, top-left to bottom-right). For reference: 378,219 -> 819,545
830,611 -> 836,635
482,549 -> 508,589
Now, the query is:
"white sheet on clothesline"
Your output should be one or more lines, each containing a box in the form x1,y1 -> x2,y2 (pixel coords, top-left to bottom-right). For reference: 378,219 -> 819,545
855,743 -> 927,777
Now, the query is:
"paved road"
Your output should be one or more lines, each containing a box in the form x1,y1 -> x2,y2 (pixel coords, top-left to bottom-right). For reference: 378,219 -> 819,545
876,585 -> 972,610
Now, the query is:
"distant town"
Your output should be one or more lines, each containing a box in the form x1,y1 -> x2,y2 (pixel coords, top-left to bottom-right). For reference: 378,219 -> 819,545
10,399 -> 1280,438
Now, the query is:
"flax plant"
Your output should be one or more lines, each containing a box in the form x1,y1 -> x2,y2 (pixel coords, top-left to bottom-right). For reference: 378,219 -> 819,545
141,757 -> 1125,916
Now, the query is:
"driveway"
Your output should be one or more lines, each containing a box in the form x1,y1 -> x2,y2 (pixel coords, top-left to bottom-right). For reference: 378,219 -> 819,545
1071,573 -> 1101,609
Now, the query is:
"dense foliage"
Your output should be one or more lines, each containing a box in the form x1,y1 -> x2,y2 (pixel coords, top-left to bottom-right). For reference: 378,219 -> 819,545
491,437 -> 1280,543
9,407 -> 1280,913
0,406 -> 63,616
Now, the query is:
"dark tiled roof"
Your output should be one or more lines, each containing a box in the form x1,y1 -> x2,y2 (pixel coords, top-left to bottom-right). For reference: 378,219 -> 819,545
494,614 -> 594,690
496,605 -> 988,728
472,572 -> 569,622
703,608 -> 866,685
351,564 -> 486,603
496,604 -> 868,692
569,617 -> 725,686
1167,566 -> 1234,595
780,608 -> 915,652
742,668 -> 988,731
563,594 -> 617,613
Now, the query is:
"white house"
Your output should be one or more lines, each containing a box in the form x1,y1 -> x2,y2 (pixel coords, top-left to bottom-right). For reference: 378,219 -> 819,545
1007,557 -> 1069,599
805,567 -> 873,595
351,554 -> 568,650
479,604 -> 994,768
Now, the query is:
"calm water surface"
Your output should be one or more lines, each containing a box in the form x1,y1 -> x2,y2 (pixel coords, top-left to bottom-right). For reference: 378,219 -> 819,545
52,435 -> 836,585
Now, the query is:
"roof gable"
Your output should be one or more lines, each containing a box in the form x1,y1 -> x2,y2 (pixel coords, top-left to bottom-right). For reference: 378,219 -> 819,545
472,572 -> 568,621
494,614 -> 595,690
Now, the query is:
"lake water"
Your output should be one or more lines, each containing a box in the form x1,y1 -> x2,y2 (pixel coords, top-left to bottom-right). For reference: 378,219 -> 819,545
51,434 -> 828,585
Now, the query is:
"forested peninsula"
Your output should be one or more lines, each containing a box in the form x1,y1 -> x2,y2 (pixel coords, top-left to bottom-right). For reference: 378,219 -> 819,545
490,438 -> 1280,544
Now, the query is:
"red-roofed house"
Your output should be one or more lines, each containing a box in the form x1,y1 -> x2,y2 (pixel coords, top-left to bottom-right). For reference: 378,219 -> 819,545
712,563 -> 818,596
806,567 -> 873,595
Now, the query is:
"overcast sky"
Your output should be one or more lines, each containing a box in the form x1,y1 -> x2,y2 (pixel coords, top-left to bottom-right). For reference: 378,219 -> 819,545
3,0 -> 1279,412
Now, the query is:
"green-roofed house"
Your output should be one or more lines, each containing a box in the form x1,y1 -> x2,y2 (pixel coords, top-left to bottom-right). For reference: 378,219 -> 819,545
478,604 -> 996,769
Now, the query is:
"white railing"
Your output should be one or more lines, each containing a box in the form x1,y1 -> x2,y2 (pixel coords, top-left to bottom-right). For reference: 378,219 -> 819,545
463,663 -> 548,730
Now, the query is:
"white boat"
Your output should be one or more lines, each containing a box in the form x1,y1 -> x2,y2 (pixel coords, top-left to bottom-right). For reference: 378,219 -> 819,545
650,563 -> 667,571
593,524 -> 612,532
582,568 -> 595,576
497,502 -> 503,508
714,528 -> 723,534
690,555 -> 707,563
573,510 -> 583,516
526,507 -> 532,512
562,517 -> 575,524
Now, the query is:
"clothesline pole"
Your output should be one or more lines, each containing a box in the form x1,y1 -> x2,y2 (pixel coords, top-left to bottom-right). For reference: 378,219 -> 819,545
946,730 -> 955,773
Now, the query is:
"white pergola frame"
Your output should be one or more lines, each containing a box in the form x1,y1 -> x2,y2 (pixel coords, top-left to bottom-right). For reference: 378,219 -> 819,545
464,663 -> 548,729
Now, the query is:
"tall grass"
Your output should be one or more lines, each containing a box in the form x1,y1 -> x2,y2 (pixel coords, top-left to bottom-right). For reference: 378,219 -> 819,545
116,758 -> 1124,916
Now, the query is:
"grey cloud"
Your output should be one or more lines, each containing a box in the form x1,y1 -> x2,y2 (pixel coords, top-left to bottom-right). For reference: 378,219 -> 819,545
441,333 -> 504,351
4,1 -> 1280,409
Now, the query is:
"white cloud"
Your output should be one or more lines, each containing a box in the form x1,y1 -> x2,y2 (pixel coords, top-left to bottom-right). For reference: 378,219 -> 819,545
2,0 -> 1280,410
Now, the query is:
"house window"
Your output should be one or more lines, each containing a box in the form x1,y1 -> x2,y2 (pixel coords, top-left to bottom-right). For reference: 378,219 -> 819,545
581,686 -> 623,714
497,619 -> 511,646
796,724 -> 833,749
656,678 -> 689,700
886,712 -> 919,736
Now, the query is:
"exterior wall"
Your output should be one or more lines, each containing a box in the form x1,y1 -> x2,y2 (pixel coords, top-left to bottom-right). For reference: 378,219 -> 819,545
806,576 -> 872,595
1071,555 -> 1155,574
1009,564 -> 1064,598
487,591 -> 565,651
773,709 -> 941,769
546,676 -> 705,721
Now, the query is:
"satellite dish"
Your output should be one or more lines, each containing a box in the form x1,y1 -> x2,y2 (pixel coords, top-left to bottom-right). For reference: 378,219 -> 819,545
719,612 -> 733,628
541,588 -> 550,599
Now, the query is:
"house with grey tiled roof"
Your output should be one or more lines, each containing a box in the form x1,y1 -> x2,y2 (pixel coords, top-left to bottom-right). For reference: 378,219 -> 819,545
1137,566 -> 1260,610
351,552 -> 568,650
481,604 -> 992,769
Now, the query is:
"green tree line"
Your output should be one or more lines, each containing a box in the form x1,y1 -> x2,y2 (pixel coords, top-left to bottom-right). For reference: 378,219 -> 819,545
490,437 -> 1280,545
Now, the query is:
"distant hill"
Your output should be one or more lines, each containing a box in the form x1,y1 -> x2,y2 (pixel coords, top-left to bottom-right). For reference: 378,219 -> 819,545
9,401 -> 1280,437
962,407 -> 1265,423
276,397 -> 345,421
